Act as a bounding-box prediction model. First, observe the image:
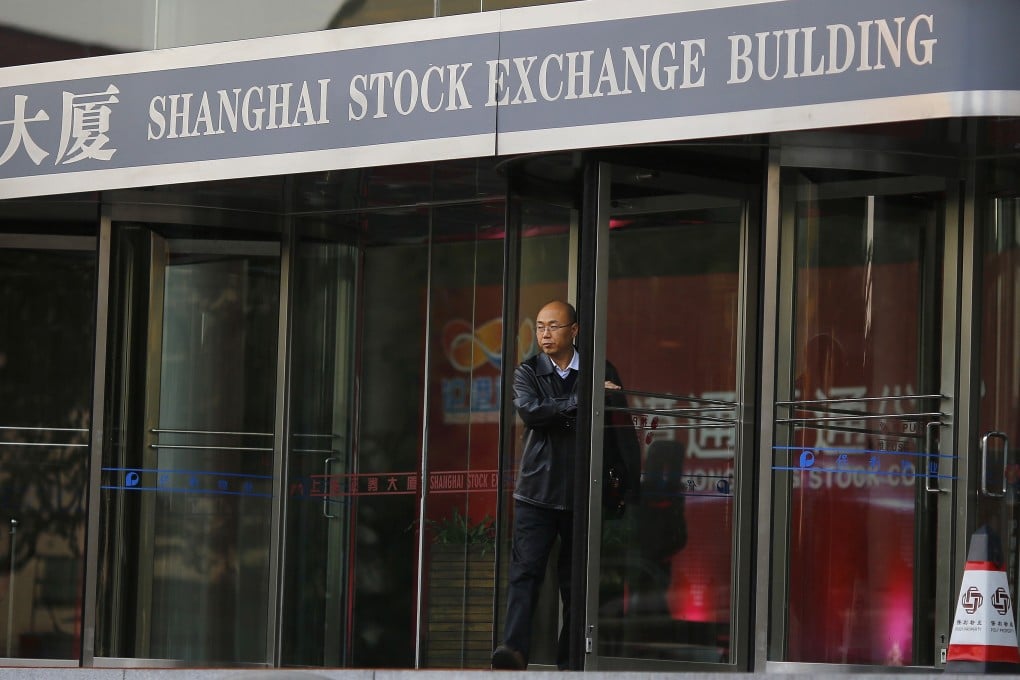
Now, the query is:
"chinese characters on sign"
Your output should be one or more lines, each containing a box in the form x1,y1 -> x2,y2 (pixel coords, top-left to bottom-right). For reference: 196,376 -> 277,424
101,467 -> 502,500
294,469 -> 501,499
1,85 -> 119,167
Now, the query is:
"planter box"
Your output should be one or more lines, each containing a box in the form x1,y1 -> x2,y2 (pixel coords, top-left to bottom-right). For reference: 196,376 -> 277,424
425,543 -> 496,669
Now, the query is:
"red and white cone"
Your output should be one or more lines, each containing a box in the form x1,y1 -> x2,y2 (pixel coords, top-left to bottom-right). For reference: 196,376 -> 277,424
945,528 -> 1020,674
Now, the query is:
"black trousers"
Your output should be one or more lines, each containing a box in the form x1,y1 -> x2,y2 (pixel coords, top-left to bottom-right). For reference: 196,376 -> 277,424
502,499 -> 573,669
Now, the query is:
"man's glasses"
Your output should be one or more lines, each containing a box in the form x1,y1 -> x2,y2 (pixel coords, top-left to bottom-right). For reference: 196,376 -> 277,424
536,323 -> 573,334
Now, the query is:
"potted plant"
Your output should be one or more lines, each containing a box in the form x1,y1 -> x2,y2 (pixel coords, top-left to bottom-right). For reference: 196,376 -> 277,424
425,508 -> 496,668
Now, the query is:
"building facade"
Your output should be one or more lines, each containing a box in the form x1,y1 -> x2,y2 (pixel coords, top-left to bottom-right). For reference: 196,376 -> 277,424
2,0 -> 1020,673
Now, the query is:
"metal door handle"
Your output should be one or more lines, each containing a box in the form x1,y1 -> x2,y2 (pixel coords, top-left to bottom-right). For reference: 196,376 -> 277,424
925,421 -> 945,493
980,431 -> 1010,498
323,456 -> 339,518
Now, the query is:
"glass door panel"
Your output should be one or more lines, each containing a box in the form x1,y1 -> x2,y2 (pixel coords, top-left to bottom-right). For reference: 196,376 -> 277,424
280,229 -> 358,667
498,196 -> 574,669
976,158 -> 1020,612
770,169 -> 949,667
97,224 -> 280,663
346,213 -> 428,667
281,201 -> 508,670
593,162 -> 755,667
281,210 -> 430,668
0,235 -> 96,661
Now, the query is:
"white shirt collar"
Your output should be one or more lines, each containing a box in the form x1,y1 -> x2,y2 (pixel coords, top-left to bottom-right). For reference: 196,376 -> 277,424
555,349 -> 579,378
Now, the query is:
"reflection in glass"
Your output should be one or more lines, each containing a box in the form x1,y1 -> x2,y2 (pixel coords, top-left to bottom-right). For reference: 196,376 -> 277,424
97,226 -> 279,663
778,176 -> 943,666
598,198 -> 742,664
0,245 -> 96,659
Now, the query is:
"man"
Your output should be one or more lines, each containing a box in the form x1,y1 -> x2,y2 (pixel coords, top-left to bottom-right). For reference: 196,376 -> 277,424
491,300 -> 631,671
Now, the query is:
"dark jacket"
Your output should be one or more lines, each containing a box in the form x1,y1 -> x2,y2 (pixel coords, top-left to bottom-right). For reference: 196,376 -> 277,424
512,352 -> 639,511
512,352 -> 578,510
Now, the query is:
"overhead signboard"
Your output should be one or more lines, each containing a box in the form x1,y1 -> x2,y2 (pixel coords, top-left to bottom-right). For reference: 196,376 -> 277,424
1,0 -> 1019,198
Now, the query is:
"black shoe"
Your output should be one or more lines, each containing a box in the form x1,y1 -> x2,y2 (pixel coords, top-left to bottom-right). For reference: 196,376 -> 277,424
491,644 -> 526,670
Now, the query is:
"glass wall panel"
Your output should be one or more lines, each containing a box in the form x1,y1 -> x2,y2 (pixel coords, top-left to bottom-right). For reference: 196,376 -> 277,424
420,202 -> 504,668
96,223 -> 280,663
0,227 -> 96,660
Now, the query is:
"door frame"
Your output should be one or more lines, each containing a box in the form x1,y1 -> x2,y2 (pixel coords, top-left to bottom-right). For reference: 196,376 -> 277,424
577,153 -> 763,671
758,140 -> 966,672
85,204 -> 285,667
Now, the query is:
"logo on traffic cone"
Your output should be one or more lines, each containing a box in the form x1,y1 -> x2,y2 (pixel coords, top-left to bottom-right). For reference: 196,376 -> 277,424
946,527 -> 1020,673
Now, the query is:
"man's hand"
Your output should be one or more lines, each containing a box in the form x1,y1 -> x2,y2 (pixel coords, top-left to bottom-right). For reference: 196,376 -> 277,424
605,380 -> 621,390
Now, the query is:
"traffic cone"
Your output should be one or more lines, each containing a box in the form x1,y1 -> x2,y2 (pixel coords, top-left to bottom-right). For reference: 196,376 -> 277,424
945,526 -> 1020,673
